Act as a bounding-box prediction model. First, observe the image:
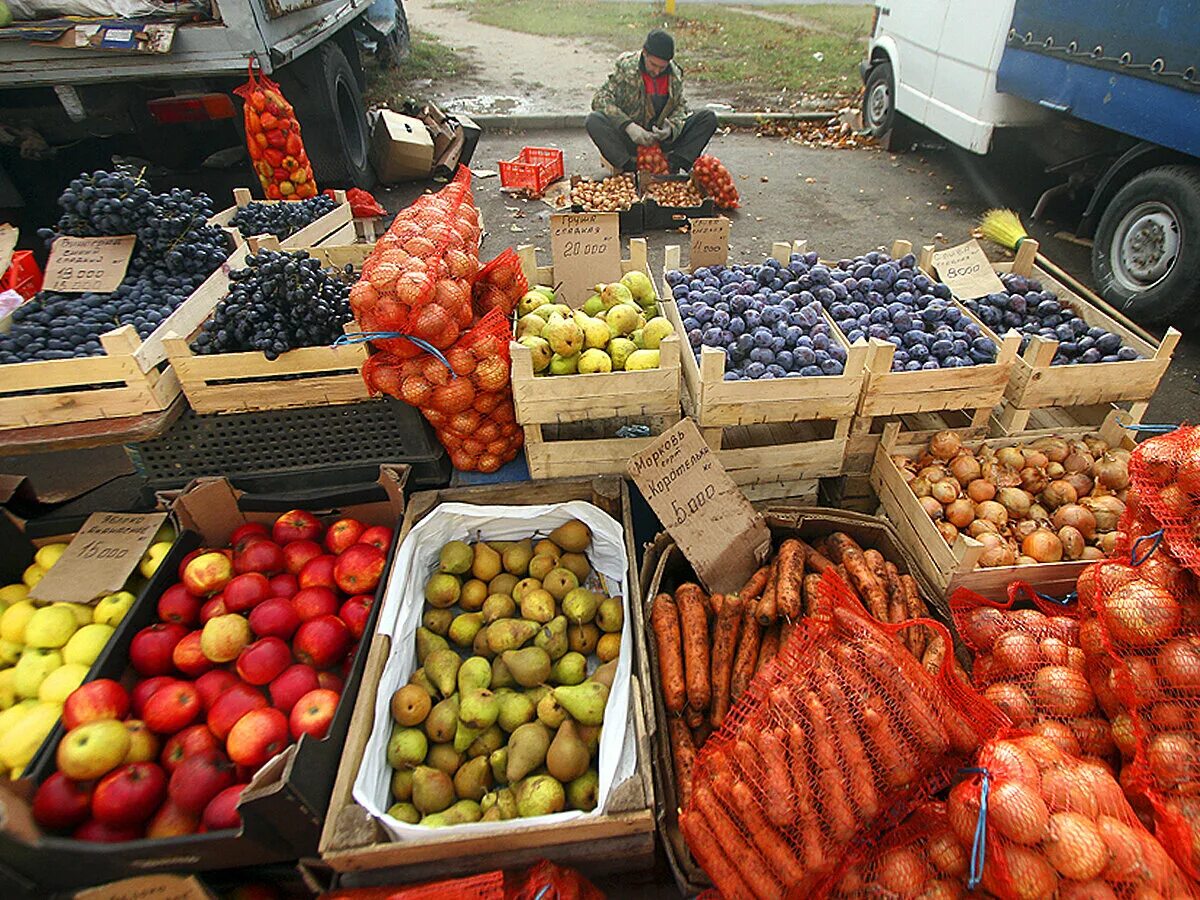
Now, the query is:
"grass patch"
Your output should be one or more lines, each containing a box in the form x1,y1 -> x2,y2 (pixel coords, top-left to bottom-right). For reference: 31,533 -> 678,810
364,29 -> 471,107
435,0 -> 871,100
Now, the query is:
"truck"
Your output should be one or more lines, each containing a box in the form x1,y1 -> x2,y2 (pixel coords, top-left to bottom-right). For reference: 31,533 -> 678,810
861,0 -> 1200,325
0,0 -> 410,200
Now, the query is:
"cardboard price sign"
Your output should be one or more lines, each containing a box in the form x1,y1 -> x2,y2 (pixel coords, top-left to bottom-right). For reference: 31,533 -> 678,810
549,212 -> 620,306
30,511 -> 168,604
689,217 -> 730,268
931,239 -> 1004,300
75,874 -> 216,900
0,223 -> 17,276
628,418 -> 770,594
42,234 -> 136,294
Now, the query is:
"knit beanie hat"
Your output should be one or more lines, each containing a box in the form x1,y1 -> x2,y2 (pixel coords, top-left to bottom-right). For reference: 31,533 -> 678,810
643,29 -> 674,60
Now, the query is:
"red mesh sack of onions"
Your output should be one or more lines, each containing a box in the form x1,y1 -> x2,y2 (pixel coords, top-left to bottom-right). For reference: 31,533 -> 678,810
1078,543 -> 1200,881
947,734 -> 1193,899
1121,425 -> 1200,578
832,802 -> 970,898
678,569 -> 1005,897
951,585 -> 1115,768
637,143 -> 670,174
691,154 -> 739,209
471,248 -> 528,319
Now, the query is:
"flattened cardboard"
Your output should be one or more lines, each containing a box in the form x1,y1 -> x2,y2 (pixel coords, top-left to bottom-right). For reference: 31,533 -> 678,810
628,418 -> 770,594
74,874 -> 215,900
29,511 -> 167,604
0,224 -> 17,276
369,111 -> 435,184
689,217 -> 730,269
42,235 -> 136,294
549,212 -> 621,305
931,239 -> 1005,300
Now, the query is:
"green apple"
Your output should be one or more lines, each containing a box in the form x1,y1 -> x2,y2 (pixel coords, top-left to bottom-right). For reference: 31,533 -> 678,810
139,541 -> 173,579
93,591 -> 135,627
24,606 -> 77,649
63,624 -> 115,667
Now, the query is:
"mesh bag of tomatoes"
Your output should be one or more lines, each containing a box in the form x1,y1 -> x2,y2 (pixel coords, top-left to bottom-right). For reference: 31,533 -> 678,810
951,585 -> 1115,767
235,68 -> 318,200
947,734 -> 1193,899
678,569 -> 1004,897
1077,541 -> 1200,881
637,144 -> 670,175
471,248 -> 528,319
362,308 -> 521,473
1120,425 -> 1200,577
691,155 -> 739,209
351,167 -> 481,358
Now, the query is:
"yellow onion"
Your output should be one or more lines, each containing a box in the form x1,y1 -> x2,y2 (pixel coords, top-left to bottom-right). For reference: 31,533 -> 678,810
1064,449 -> 1094,474
997,487 -> 1032,519
910,475 -> 932,498
1042,480 -> 1078,510
1022,528 -> 1064,562
997,446 -> 1025,469
945,498 -> 975,529
1094,452 -> 1130,490
929,430 -> 962,460
1032,436 -> 1069,463
936,521 -> 960,545
968,519 -> 999,538
1064,471 -> 1094,498
1052,504 -> 1097,540
931,479 -> 959,504
920,496 -> 944,519
1021,466 -> 1049,495
1023,449 -> 1049,469
1058,525 -> 1086,560
950,454 -> 982,486
967,478 -> 996,503
975,500 -> 1008,527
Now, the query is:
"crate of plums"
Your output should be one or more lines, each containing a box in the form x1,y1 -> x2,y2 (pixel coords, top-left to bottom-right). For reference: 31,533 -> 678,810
208,188 -> 352,250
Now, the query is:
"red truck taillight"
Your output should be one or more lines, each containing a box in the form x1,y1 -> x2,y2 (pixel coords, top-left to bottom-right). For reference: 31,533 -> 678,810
146,93 -> 236,125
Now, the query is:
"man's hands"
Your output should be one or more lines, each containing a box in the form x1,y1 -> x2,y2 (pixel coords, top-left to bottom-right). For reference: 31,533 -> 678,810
625,123 -> 656,146
651,124 -> 672,142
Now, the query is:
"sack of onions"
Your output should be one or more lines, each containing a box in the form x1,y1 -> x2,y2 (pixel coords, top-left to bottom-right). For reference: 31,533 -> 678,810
832,803 -> 968,898
947,735 -> 1192,899
1122,425 -> 1200,578
897,430 -> 1129,565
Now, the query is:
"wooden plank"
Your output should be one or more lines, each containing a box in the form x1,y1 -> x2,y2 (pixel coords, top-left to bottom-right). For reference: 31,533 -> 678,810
208,189 -> 352,251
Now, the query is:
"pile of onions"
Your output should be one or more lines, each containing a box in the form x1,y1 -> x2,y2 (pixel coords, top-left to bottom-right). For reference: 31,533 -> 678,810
898,431 -> 1129,567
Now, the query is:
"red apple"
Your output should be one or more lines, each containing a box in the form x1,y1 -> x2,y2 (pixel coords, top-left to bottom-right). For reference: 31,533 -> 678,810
73,819 -> 142,843
177,548 -> 206,582
359,525 -> 394,552
182,551 -> 234,597
291,586 -> 338,622
268,573 -> 298,598
157,584 -> 201,627
145,799 -> 200,838
161,723 -> 220,773
281,540 -> 323,576
92,762 -> 167,826
333,544 -> 386,595
207,683 -> 268,740
132,677 -> 179,718
130,623 -> 188,677
293,615 -> 352,670
123,720 -> 160,764
223,572 -> 272,613
143,681 -> 202,735
317,671 -> 344,694
324,518 -> 365,554
268,664 -> 320,715
289,688 -> 338,741
248,597 -> 301,641
172,630 -> 213,677
230,522 -> 271,552
236,637 -> 292,686
298,555 -> 338,591
196,669 -> 238,710
226,708 -> 289,768
32,772 -> 93,830
168,751 -> 235,815
338,595 -> 373,639
64,679 -> 129,731
234,541 -> 285,577
202,784 -> 246,831
272,510 -> 323,545
199,594 -> 228,623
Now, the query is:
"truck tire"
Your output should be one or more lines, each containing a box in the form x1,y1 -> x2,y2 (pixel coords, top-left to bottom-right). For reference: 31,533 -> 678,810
379,3 -> 411,67
278,41 -> 375,189
862,60 -> 915,151
1092,165 -> 1200,325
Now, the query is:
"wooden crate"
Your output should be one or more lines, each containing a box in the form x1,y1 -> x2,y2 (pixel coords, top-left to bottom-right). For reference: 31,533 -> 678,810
208,187 -> 353,249
662,240 -> 868,494
163,240 -> 373,415
523,413 -> 679,480
318,477 -> 656,885
990,402 -> 1141,442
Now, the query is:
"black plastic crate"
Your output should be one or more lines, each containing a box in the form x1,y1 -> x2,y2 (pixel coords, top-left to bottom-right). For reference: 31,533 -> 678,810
128,398 -> 449,492
639,173 -> 715,231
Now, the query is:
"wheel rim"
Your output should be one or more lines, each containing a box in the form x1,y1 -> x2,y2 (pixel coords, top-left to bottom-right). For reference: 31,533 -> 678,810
336,76 -> 368,170
866,80 -> 890,127
1110,200 -> 1181,293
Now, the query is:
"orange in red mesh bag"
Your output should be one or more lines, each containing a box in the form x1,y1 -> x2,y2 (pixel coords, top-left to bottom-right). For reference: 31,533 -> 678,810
832,802 -> 968,897
947,734 -> 1193,899
679,569 -> 1005,897
472,248 -> 528,319
235,66 -> 318,200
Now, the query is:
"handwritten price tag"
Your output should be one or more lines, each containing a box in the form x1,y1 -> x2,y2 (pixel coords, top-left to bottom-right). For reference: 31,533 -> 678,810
549,212 -> 620,306
42,234 -> 136,294
30,511 -> 168,604
689,217 -> 730,268
0,223 -> 16,276
628,419 -> 770,594
930,239 -> 1004,300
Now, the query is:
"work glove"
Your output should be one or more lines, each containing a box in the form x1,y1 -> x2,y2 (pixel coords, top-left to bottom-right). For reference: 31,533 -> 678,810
651,124 -> 672,142
625,123 -> 655,146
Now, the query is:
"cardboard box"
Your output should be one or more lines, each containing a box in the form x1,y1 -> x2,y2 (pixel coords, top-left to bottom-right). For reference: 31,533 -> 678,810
0,467 -> 409,894
370,112 -> 434,184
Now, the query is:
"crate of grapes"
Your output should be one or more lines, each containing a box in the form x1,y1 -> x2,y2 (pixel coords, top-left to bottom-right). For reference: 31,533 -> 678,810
209,187 -> 353,249
163,239 -> 373,415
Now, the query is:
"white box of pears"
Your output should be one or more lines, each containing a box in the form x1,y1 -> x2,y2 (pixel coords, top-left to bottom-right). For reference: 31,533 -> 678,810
353,505 -> 637,834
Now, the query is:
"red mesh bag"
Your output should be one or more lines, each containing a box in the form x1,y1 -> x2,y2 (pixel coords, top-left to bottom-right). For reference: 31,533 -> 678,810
472,248 -> 528,319
947,734 -> 1194,899
832,802 -> 969,897
234,66 -> 318,200
1121,426 -> 1200,574
691,154 -> 739,209
319,860 -> 600,900
637,144 -> 670,174
950,584 -> 1115,767
326,187 -> 387,218
678,569 -> 1005,897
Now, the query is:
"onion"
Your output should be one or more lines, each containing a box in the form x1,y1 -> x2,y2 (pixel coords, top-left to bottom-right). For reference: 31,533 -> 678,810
996,487 -> 1032,519
1064,449 -> 1095,474
1033,437 -> 1070,463
1040,636 -> 1069,666
1023,529 -> 1064,563
961,607 -> 1006,650
979,543 -> 1016,567
967,478 -> 996,503
975,500 -> 1009,527
1139,553 -> 1192,595
911,475 -> 932,498
1137,438 -> 1179,486
1102,580 -> 1181,647
1052,504 -> 1097,538
1147,733 -> 1199,789
1018,555 -> 1039,565
1158,638 -> 1200,690
1040,763 -> 1096,816
1108,655 -> 1160,707
1045,461 -> 1065,479
944,498 -> 974,529
929,430 -> 961,460
1081,546 -> 1105,560
927,827 -> 968,878
982,844 -> 1058,900
1033,665 -> 1095,717
1044,811 -> 1110,881
1028,503 -> 1052,522
1110,713 -> 1138,759
988,740 -> 1043,787
1023,449 -> 1049,469
1177,449 -> 1200,496
1058,881 -> 1117,900
1042,480 -> 1078,510
994,631 -> 1040,676
1070,718 -> 1116,758
876,847 -> 931,895
1064,471 -> 1094,498
989,779 -> 1050,844
1098,532 -> 1118,554
997,446 -> 1025,469
919,496 -> 944,520
918,464 -> 947,483
936,521 -> 960,545
1020,466 -> 1049,495
968,519 -> 999,537
1094,452 -> 1130,490
891,454 -> 914,473
950,454 -> 982,486
1013,519 -> 1041,541
1084,436 -> 1111,456
1066,646 -> 1086,672
947,778 -> 982,847
1032,722 -> 1082,759
1058,526 -> 1086,560
1013,733 -> 1069,768
973,652 -> 999,684
1044,615 -> 1079,644
1150,701 -> 1190,731
1097,815 -> 1148,882
931,479 -> 959,504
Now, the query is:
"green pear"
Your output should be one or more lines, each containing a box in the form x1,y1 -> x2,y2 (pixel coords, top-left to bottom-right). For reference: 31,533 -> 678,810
459,689 -> 499,730
491,655 -> 515,689
497,690 -> 536,732
425,694 -> 459,743
568,622 -> 601,655
511,578 -> 542,604
439,541 -> 473,575
532,303 -> 558,321
548,352 -> 579,376
573,311 -> 612,350
426,742 -> 464,776
473,624 -> 493,659
387,802 -> 420,824
387,725 -> 428,770
535,616 -> 569,660
506,722 -> 551,782
562,588 -> 598,625
409,667 -> 437,697
453,719 -> 482,753
642,316 -> 673,349
416,627 -> 449,665
411,766 -> 454,815
541,568 -> 578,601
553,682 -> 609,726
600,282 -> 635,310
518,335 -> 552,372
515,774 -> 566,818
425,648 -> 462,698
577,348 -> 613,374
423,574 -> 460,610
391,767 -> 414,801
537,691 -> 568,729
551,651 -> 587,686
468,724 -> 504,759
482,593 -> 517,624
420,798 -> 481,827
582,294 -> 604,316
453,755 -> 493,802
486,618 -> 539,654
489,572 -> 519,596
567,769 -> 599,811
503,539 -> 533,576
526,684 -> 551,707
625,349 -> 659,370
422,608 -> 454,637
501,647 -> 552,688
546,719 -> 590,782
457,656 -> 491,694
620,270 -> 655,304
515,314 -> 545,340
577,724 -> 602,756
596,597 -> 623,633
519,589 -> 556,624
544,316 -> 583,357
606,303 -> 640,337
534,285 -> 556,301
489,747 -> 508,783
448,612 -> 485,648
459,579 -> 489,612
517,289 -> 550,318
606,337 -> 637,370
590,659 -> 618,689
471,542 -> 502,582
495,787 -> 519,820
630,327 -> 645,349
528,554 -> 559,582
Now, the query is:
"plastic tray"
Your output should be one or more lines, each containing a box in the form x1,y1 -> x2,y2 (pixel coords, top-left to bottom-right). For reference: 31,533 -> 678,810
498,146 -> 564,195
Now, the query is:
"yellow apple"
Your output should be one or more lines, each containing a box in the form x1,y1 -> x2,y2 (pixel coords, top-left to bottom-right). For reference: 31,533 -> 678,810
0,640 -> 21,666
34,543 -> 69,571
13,649 -> 63,699
0,601 -> 36,644
93,591 -> 136,627
54,602 -> 92,627
21,564 -> 44,590
0,670 -> 15,710
0,701 -> 60,770
63,624 -> 115,667
39,663 -> 88,703
24,606 -> 77,649
0,701 -> 33,740
56,718 -> 130,781
139,541 -> 173,579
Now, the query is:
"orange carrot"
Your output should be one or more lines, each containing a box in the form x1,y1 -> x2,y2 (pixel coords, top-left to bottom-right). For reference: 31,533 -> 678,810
751,730 -> 793,827
690,782 -> 783,900
651,593 -> 686,714
739,565 -> 772,602
730,601 -> 761,701
678,810 -> 746,899
722,773 -> 807,890
756,625 -> 780,673
675,583 -> 711,714
668,715 -> 696,810
828,533 -> 889,622
775,539 -> 804,620
755,559 -> 780,625
863,548 -> 888,583
803,572 -> 829,619
797,538 -> 835,574
900,574 -> 929,660
709,592 -> 743,728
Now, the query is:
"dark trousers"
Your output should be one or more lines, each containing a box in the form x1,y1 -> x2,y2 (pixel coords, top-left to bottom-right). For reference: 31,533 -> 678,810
585,109 -> 718,172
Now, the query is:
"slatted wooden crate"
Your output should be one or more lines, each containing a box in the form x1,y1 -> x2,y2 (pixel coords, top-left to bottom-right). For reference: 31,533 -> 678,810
208,187 -> 352,249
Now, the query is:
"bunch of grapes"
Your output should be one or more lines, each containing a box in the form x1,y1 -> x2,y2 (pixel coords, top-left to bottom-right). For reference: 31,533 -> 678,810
190,249 -> 352,360
229,194 -> 337,241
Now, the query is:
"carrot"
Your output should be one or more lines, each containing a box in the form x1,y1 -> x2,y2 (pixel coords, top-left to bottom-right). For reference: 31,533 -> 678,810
850,642 -> 949,758
685,706 -> 704,729
819,678 -> 880,822
651,593 -> 686,714
756,625 -> 780,673
786,720 -> 832,878
828,533 -> 890,622
709,592 -> 724,617
802,689 -> 857,843
755,559 -> 780,625
881,561 -> 911,652
796,538 -> 835,574
922,631 -> 947,675
723,773 -> 808,890
803,572 -> 829,619
668,715 -> 696,810
675,583 -> 711,714
709,592 -> 744,728
863,548 -> 888,583
690,782 -> 783,900
900,574 -> 929,659
739,565 -> 772,602
774,539 -> 804,620
730,601 -> 761,701
691,721 -> 712,749
752,730 -> 793,827
779,618 -> 798,650
678,811 -> 748,900
861,701 -> 921,790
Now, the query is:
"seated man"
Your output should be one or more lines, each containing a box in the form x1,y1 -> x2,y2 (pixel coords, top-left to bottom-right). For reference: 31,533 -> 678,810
586,28 -> 718,174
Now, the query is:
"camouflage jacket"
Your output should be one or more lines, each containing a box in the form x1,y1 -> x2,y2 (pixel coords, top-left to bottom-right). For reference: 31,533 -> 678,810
591,51 -> 689,139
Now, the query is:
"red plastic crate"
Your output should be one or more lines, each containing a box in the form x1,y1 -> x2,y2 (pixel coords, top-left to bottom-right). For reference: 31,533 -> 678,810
498,146 -> 564,196
1,250 -> 41,299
